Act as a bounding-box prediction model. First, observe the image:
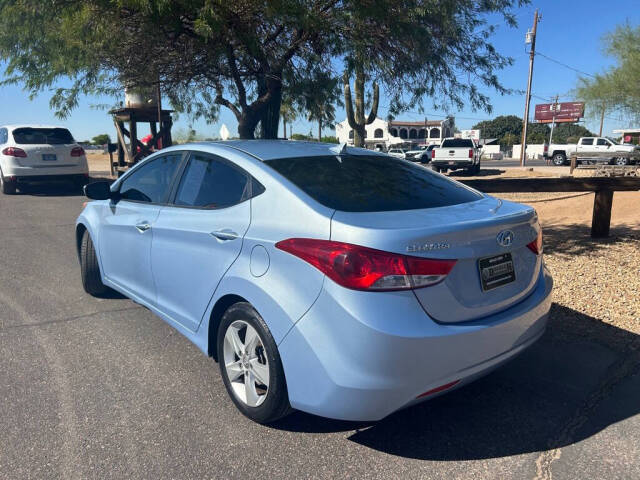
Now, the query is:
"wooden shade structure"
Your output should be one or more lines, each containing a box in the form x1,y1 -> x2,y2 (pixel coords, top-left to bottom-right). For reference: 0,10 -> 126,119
108,106 -> 173,175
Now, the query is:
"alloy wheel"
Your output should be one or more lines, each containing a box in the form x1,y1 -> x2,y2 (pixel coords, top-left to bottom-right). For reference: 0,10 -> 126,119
222,320 -> 270,407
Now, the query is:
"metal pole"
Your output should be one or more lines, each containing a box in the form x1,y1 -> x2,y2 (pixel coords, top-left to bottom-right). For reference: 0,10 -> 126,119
599,103 -> 605,137
520,9 -> 539,167
549,95 -> 559,145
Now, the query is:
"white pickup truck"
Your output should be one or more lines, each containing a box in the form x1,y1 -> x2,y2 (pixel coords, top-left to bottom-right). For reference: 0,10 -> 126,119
545,137 -> 639,166
430,138 -> 480,174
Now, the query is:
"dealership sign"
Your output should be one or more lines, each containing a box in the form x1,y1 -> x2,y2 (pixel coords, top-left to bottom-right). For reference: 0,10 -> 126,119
534,102 -> 585,123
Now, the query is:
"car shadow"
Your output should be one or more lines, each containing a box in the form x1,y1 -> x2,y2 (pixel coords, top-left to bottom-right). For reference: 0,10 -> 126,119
448,168 -> 505,177
271,303 -> 640,461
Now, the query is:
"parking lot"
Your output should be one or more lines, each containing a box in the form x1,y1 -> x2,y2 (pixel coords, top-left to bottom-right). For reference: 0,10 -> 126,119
1,178 -> 639,480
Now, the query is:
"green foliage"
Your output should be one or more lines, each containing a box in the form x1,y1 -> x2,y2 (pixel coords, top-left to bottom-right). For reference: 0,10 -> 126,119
473,115 -> 523,140
290,133 -> 312,141
551,124 -> 594,144
91,134 -> 110,145
321,136 -> 339,143
576,23 -> 640,122
0,0 -> 526,140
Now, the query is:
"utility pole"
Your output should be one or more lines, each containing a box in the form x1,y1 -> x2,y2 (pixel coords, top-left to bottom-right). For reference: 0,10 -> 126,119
599,103 -> 605,136
520,9 -> 540,167
549,94 -> 559,145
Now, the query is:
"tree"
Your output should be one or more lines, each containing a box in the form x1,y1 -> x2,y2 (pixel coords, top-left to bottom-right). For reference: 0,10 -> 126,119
576,23 -> 640,122
473,115 -> 523,140
0,1 -> 525,140
301,72 -> 343,141
91,134 -> 110,146
280,97 -> 298,139
551,124 -> 594,144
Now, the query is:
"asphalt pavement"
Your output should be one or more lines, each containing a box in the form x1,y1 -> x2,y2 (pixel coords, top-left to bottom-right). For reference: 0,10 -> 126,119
1,180 -> 639,480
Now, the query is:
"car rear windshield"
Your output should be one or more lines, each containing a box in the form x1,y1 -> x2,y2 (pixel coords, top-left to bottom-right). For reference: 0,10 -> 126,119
265,155 -> 482,212
441,138 -> 474,148
12,127 -> 75,145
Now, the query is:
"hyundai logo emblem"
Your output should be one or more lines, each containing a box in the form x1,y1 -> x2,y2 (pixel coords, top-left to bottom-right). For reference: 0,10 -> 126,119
496,230 -> 514,247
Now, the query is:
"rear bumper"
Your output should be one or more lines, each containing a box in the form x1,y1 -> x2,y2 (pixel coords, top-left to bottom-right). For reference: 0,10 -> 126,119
278,266 -> 553,421
432,160 -> 474,168
2,165 -> 89,181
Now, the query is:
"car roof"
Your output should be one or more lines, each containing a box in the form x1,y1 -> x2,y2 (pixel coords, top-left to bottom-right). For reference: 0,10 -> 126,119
184,140 -> 387,161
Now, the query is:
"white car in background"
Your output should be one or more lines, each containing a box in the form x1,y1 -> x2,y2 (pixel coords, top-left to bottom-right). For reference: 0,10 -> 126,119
0,124 -> 89,194
387,148 -> 407,159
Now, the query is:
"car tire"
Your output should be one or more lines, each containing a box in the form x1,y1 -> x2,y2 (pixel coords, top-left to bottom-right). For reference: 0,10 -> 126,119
552,153 -> 566,166
217,302 -> 292,424
80,230 -> 109,296
0,172 -> 17,194
613,157 -> 628,166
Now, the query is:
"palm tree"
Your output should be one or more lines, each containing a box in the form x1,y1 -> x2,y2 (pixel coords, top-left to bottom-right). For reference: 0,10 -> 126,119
280,97 -> 298,139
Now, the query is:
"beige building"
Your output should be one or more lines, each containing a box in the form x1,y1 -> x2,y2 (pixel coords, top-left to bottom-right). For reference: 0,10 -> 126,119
335,117 -> 455,149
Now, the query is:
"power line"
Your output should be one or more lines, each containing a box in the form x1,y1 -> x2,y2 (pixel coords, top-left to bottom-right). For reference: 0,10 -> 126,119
535,51 -> 596,78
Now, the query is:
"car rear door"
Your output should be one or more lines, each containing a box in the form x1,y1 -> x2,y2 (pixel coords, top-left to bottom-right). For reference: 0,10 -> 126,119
99,152 -> 184,303
150,151 -> 253,332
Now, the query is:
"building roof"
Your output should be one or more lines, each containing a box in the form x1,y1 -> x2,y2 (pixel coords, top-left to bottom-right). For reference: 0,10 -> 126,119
388,120 -> 444,127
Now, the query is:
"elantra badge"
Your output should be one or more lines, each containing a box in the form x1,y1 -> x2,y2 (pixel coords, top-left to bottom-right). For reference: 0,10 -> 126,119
406,242 -> 450,253
496,230 -> 514,247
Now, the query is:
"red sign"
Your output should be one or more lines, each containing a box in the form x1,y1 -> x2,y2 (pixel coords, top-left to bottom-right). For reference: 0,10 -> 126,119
534,102 -> 584,123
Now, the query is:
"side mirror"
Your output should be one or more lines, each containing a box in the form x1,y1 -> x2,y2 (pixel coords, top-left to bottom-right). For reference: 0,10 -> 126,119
83,181 -> 112,200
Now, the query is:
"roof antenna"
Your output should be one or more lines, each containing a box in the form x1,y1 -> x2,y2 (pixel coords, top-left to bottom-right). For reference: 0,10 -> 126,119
330,142 -> 348,155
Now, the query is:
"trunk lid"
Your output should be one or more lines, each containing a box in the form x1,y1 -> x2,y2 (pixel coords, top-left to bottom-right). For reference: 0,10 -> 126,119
330,195 -> 541,323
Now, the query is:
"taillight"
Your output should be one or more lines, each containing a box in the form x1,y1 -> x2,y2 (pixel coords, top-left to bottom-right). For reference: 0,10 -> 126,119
468,149 -> 473,158
431,149 -> 436,159
527,229 -> 543,255
2,147 -> 27,157
544,144 -> 549,153
275,238 -> 457,291
71,146 -> 85,157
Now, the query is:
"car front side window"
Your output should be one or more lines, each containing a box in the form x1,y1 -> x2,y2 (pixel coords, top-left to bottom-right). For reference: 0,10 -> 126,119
173,153 -> 250,209
118,153 -> 182,204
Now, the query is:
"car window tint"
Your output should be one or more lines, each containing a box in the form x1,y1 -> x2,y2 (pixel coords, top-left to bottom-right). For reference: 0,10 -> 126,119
12,127 -> 74,144
441,139 -> 474,148
581,138 -> 594,145
596,138 -> 608,145
119,154 -> 182,203
174,154 -> 249,209
265,155 -> 482,212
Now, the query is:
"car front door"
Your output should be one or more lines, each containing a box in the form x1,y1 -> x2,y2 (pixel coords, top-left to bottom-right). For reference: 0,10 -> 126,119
150,151 -> 253,332
99,152 -> 183,304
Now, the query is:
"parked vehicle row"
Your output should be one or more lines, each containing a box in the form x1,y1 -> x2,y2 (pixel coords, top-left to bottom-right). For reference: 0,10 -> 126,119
77,140 -> 551,424
0,124 -> 89,194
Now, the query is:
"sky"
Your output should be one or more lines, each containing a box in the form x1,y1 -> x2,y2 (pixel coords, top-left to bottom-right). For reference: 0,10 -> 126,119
0,0 -> 639,141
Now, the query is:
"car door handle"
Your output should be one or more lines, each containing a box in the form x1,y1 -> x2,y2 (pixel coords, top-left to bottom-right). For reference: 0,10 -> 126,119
210,229 -> 239,241
135,223 -> 151,233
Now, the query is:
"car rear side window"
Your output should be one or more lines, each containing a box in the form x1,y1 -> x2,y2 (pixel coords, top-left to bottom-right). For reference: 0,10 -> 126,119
119,153 -> 182,203
265,155 -> 482,212
581,138 -> 594,146
174,153 -> 250,209
12,127 -> 75,145
441,138 -> 474,148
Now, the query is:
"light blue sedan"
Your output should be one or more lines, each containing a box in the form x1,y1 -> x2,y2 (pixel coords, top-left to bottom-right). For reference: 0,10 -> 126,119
77,141 -> 552,424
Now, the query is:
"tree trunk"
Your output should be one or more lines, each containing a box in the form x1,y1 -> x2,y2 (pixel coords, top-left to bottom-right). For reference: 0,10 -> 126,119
353,68 -> 365,147
282,116 -> 287,139
238,113 -> 260,139
258,75 -> 282,139
318,118 -> 322,142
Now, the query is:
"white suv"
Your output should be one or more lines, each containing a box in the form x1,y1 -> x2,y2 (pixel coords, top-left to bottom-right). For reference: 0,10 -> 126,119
0,124 -> 89,194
